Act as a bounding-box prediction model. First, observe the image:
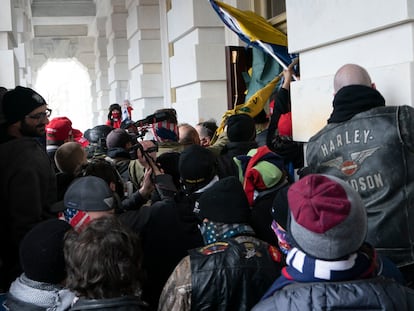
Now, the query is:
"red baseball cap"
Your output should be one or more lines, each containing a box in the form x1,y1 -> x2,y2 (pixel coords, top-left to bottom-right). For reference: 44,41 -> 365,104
72,128 -> 89,147
46,117 -> 73,141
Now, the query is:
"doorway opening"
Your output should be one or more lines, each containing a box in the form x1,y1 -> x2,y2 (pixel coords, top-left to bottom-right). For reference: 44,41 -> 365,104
35,58 -> 93,132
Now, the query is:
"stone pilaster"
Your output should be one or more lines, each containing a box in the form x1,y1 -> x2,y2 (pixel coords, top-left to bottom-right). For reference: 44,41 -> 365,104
125,0 -> 163,120
91,13 -> 110,125
106,0 -> 129,109
165,0 -> 229,125
286,0 -> 414,142
0,0 -> 33,88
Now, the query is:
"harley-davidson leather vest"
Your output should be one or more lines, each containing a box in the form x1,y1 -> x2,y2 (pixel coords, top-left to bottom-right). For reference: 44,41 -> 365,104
306,106 -> 414,267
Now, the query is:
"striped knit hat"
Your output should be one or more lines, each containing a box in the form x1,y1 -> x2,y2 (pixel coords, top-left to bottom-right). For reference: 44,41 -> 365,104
288,174 -> 367,260
235,145 -> 285,206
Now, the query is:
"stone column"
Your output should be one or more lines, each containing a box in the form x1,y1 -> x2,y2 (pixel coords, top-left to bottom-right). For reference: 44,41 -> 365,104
91,14 -> 110,125
0,0 -> 33,88
126,0 -> 164,120
106,0 -> 129,109
286,0 -> 414,142
164,0 -> 228,125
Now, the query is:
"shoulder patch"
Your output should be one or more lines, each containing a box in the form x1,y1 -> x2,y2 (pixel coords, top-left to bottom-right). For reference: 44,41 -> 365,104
268,245 -> 283,263
198,242 -> 229,255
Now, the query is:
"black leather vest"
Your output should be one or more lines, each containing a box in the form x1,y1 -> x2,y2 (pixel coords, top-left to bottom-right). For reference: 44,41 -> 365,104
306,106 -> 414,266
189,235 -> 282,311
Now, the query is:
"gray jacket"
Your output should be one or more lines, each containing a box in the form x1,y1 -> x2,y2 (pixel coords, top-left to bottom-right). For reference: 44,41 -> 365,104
252,277 -> 414,311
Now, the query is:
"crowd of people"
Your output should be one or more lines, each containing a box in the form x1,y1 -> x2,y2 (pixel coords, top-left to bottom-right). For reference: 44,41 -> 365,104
0,63 -> 413,310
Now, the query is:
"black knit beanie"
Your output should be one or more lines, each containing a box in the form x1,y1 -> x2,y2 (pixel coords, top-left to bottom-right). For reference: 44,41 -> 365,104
2,86 -> 47,125
226,114 -> 256,142
20,219 -> 72,284
195,176 -> 251,223
179,144 -> 216,193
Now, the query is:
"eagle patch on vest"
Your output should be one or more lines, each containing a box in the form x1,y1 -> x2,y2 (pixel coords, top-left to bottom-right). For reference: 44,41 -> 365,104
242,242 -> 261,259
198,242 -> 229,255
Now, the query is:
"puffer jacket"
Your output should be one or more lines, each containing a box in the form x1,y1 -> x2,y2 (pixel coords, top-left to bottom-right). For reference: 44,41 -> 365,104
252,277 -> 414,311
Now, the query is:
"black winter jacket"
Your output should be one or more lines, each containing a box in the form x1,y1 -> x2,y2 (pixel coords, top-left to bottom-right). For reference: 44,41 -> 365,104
70,297 -> 147,311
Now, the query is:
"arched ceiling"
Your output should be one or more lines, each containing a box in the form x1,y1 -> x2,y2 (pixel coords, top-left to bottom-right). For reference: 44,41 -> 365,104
30,0 -> 96,69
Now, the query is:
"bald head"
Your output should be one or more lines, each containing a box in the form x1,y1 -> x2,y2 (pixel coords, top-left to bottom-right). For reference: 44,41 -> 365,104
333,64 -> 372,93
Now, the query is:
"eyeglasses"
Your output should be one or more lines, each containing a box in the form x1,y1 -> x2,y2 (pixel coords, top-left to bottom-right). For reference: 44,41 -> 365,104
26,108 -> 52,120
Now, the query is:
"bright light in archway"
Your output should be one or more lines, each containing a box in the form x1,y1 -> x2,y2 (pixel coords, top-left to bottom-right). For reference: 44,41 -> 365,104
35,59 -> 93,132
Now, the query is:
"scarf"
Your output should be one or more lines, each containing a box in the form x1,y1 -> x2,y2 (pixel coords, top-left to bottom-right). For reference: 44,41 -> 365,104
7,274 -> 75,311
198,220 -> 255,244
327,85 -> 385,124
59,208 -> 91,232
262,244 -> 377,299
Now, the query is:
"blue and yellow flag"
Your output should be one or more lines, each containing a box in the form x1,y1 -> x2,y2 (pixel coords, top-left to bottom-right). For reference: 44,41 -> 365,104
209,0 -> 296,69
209,1 -> 296,144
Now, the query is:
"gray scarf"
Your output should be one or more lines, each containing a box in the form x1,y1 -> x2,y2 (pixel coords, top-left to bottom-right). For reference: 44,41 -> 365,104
6,274 -> 75,311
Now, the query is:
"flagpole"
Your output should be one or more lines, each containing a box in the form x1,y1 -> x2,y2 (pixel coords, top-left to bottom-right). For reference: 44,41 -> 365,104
256,40 -> 298,81
232,50 -> 239,107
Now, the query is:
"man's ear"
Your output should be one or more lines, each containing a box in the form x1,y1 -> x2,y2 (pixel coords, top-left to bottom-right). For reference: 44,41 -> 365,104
109,181 -> 117,192
8,121 -> 23,138
125,141 -> 133,149
371,82 -> 376,90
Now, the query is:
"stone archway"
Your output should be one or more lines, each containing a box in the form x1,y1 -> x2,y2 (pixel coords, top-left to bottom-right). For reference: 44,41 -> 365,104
34,58 -> 93,132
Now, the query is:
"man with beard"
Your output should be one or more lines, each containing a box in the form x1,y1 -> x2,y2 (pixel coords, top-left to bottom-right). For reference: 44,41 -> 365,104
0,86 -> 57,292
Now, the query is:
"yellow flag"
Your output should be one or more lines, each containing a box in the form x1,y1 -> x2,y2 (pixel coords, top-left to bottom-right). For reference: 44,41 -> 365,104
211,74 -> 281,144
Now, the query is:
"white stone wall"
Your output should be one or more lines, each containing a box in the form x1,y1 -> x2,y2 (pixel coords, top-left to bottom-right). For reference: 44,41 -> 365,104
92,15 -> 110,125
165,0 -> 229,126
0,0 -> 32,88
5,0 -> 414,137
286,0 -> 414,141
106,1 -> 129,108
126,0 -> 164,120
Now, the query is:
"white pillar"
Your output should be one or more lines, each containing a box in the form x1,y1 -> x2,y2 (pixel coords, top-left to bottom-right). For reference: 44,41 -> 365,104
0,0 -> 33,88
164,0 -> 229,126
286,0 -> 414,142
106,0 -> 129,108
126,0 -> 164,120
92,15 -> 110,125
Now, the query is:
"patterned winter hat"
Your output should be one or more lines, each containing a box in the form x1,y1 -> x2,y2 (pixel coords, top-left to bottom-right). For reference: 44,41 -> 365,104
288,174 -> 367,260
234,145 -> 285,206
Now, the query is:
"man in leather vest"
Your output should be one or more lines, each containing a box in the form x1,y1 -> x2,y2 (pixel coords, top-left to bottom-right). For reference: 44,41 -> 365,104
305,64 -> 414,287
158,176 -> 283,311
